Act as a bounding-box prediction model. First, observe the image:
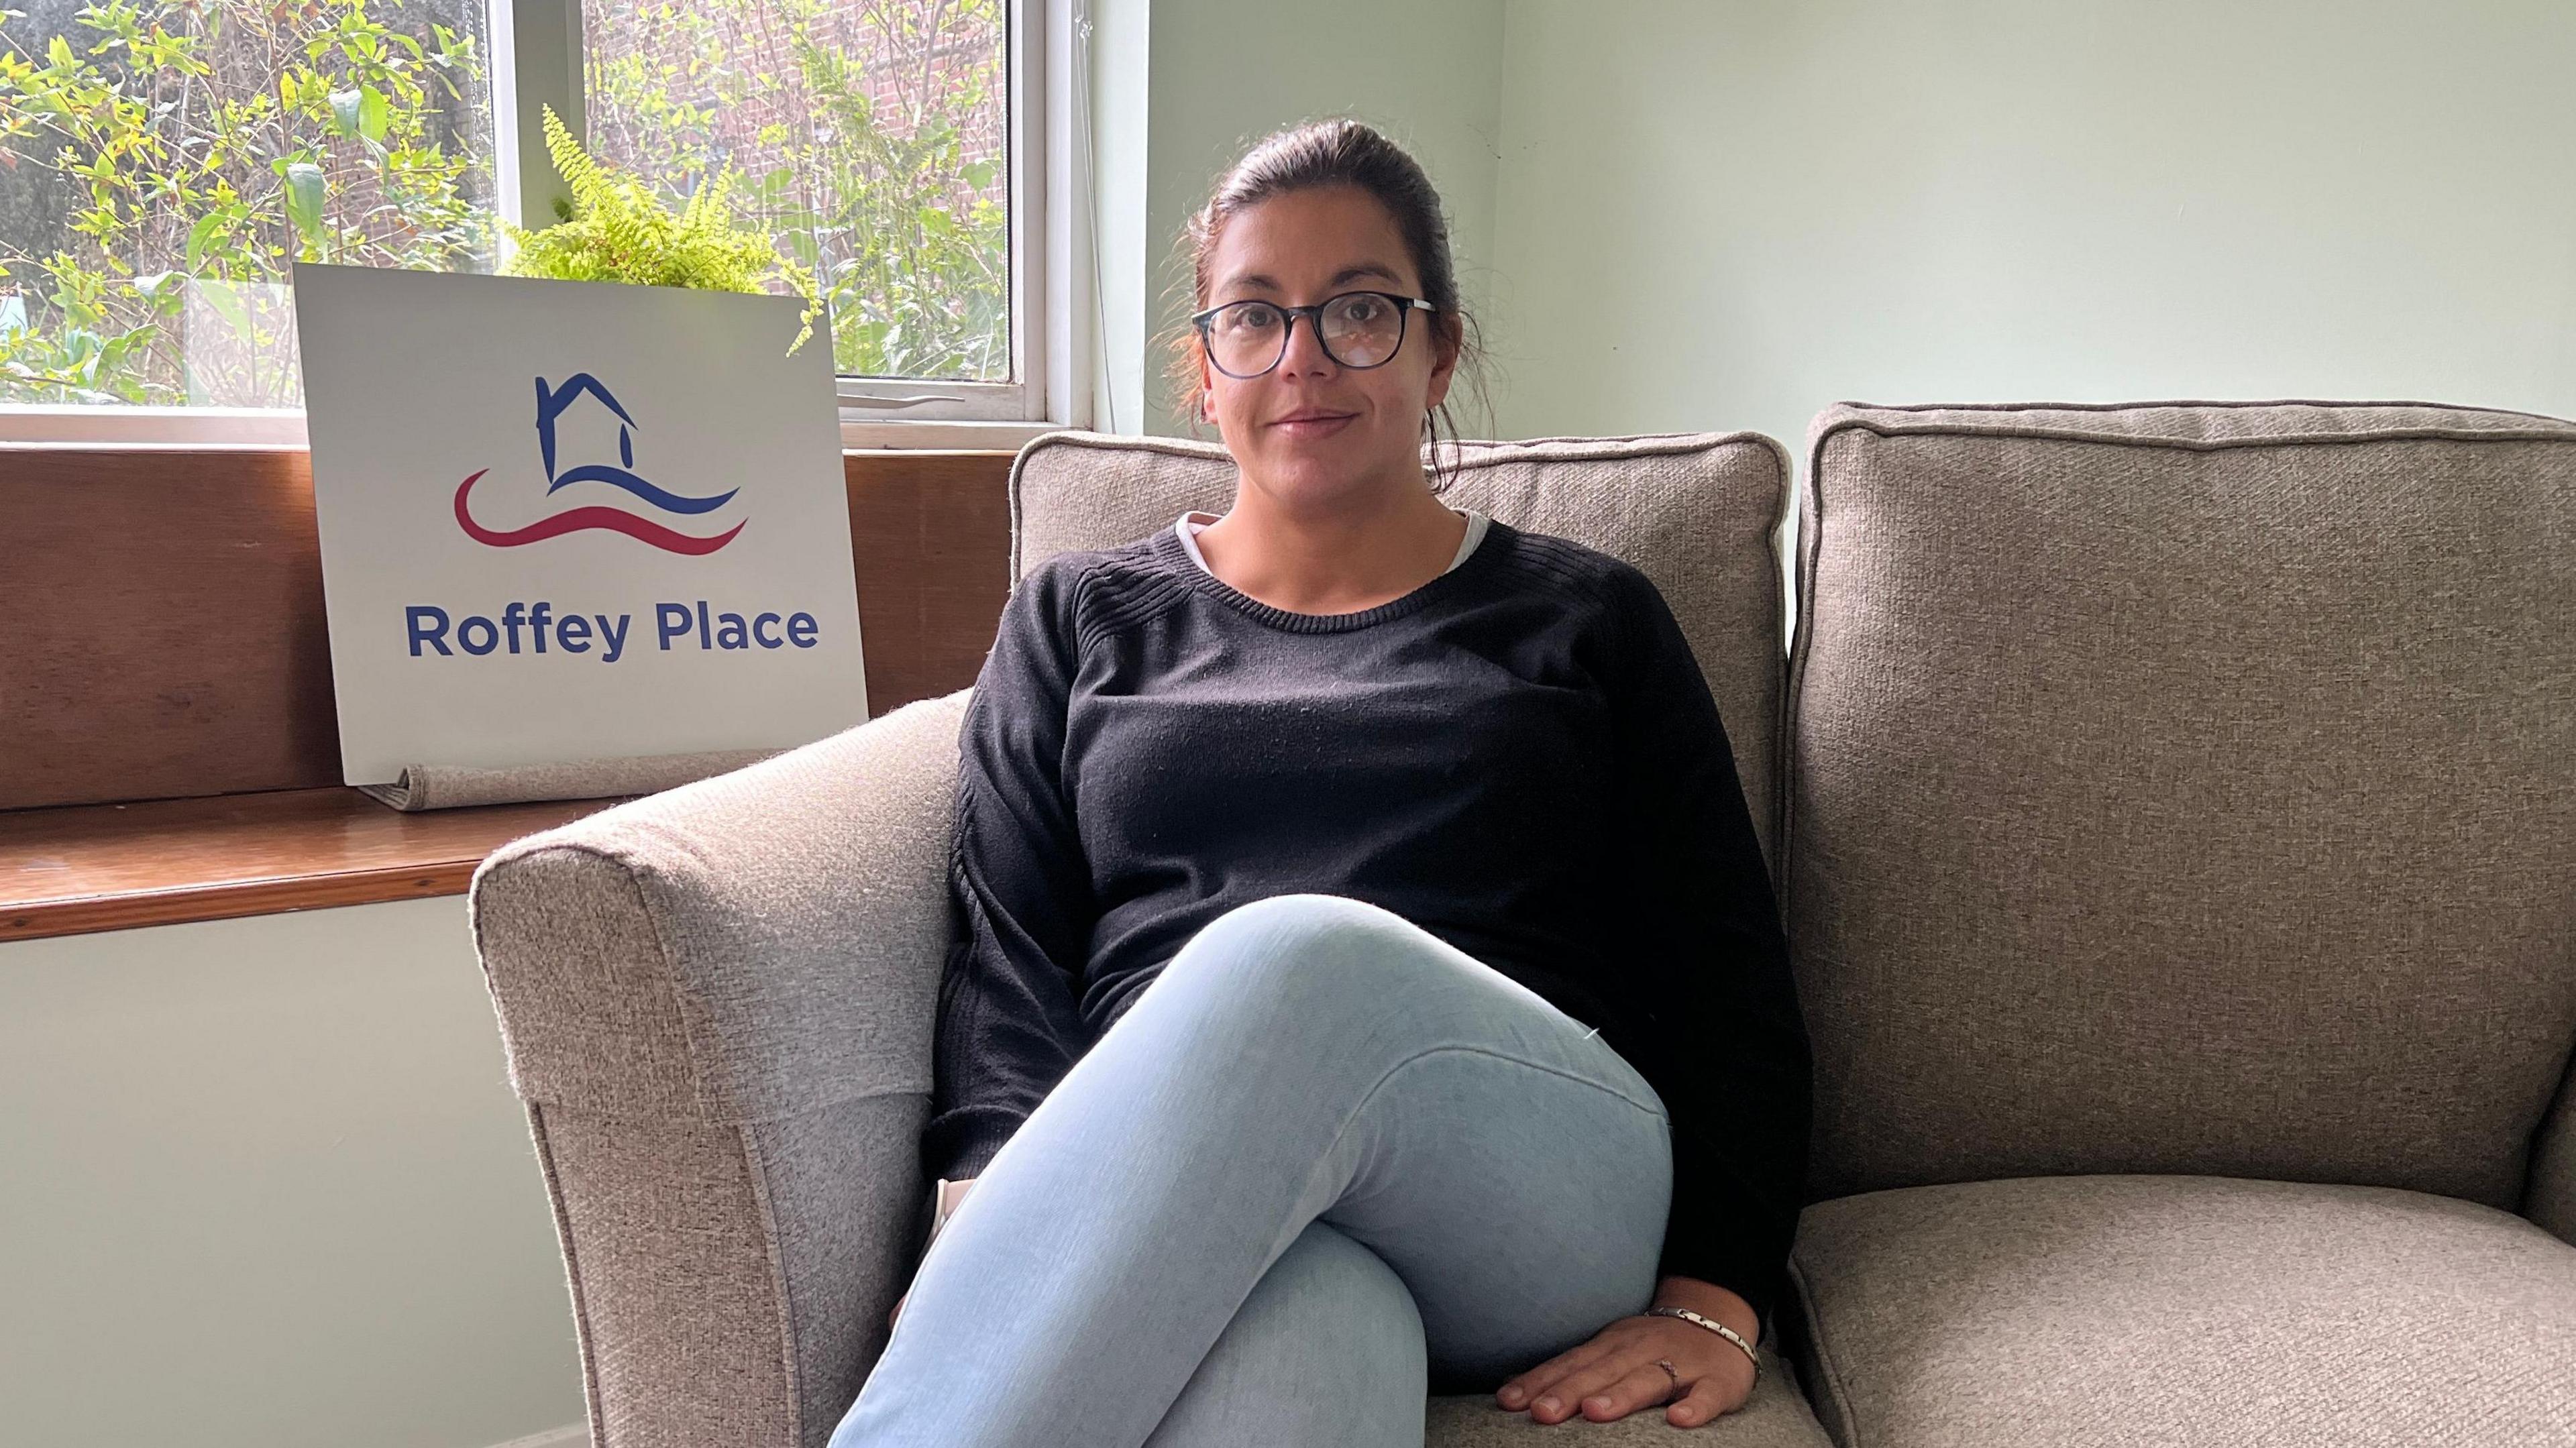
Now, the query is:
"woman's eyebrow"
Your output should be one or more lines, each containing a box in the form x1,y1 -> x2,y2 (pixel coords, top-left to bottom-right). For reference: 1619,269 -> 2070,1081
1224,262 -> 1406,295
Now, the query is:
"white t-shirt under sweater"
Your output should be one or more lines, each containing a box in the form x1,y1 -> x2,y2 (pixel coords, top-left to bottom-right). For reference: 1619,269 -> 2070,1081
1171,506 -> 1491,578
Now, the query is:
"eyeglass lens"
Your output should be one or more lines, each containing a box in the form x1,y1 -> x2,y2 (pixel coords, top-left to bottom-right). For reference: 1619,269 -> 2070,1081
1204,292 -> 1407,376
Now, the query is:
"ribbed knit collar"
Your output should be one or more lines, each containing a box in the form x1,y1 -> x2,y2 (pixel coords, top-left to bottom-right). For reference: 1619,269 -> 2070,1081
1142,514 -> 1515,634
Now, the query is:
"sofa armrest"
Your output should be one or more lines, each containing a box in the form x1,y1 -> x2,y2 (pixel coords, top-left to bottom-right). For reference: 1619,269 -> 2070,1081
469,689 -> 970,1448
2530,1046 -> 2576,1248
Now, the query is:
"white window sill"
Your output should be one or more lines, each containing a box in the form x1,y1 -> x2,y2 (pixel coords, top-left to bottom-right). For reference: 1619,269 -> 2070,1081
0,406 -> 308,449
839,419 -> 1068,451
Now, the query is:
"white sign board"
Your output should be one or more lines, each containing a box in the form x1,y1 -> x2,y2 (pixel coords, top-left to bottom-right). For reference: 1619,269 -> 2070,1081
293,263 -> 868,786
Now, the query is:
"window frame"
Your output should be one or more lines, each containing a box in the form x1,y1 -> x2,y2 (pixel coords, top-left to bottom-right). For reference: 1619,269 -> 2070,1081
0,0 -> 1088,450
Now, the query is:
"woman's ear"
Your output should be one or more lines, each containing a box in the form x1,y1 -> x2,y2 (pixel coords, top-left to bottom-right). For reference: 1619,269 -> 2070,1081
1424,315 -> 1462,414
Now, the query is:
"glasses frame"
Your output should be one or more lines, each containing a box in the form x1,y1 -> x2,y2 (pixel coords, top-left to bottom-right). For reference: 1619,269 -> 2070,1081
1189,290 -> 1439,379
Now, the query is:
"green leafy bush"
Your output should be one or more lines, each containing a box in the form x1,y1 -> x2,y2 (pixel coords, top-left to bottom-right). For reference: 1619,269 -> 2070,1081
0,0 -> 491,404
584,0 -> 1006,380
503,102 -> 818,354
2,0 -> 995,402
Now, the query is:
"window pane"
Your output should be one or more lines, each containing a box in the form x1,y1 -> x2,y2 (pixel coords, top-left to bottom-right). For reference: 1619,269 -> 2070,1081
583,0 -> 1010,383
0,0 -> 500,406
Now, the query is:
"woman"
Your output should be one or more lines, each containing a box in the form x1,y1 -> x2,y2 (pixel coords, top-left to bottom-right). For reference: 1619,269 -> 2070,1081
829,118 -> 1811,1446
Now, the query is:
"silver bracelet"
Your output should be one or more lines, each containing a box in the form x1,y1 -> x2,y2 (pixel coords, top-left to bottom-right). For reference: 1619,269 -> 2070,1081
1644,1306 -> 1760,1383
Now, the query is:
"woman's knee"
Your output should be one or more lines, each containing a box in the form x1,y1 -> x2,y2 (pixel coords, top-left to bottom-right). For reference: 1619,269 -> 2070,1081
1161,893 -> 1446,1023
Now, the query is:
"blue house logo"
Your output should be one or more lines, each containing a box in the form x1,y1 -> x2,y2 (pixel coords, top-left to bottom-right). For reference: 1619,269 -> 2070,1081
453,373 -> 745,554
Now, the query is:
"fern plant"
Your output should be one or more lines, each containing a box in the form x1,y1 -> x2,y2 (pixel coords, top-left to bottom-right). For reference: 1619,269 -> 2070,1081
504,105 -> 820,354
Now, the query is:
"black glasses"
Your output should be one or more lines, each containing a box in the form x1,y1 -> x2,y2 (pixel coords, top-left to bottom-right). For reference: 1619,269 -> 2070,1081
1190,290 -> 1438,378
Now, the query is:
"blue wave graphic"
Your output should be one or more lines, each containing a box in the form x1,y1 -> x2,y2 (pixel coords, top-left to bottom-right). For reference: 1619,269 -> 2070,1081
546,463 -> 740,514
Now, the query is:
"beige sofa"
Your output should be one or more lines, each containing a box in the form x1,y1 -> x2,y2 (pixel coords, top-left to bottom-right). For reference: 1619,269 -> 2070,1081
468,402 -> 2576,1447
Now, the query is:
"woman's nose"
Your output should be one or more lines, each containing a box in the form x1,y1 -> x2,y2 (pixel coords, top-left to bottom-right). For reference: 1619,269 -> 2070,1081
1277,313 -> 1337,375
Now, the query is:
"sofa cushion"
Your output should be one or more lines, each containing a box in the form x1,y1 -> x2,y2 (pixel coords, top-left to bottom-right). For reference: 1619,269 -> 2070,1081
1009,429 -> 1794,871
1785,1173 -> 2576,1448
1785,401 -> 2576,1206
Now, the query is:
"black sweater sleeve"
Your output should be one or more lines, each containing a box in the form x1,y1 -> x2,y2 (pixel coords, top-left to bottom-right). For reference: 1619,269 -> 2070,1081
1595,564 -> 1814,1343
920,560 -> 1099,1185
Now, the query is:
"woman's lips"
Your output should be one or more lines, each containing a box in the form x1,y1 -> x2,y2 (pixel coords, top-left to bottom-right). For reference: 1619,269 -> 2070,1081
1271,412 -> 1355,439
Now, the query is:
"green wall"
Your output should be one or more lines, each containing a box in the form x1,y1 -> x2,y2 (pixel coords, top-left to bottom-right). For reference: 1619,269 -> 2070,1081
1099,0 -> 2576,455
1091,0 -> 1507,437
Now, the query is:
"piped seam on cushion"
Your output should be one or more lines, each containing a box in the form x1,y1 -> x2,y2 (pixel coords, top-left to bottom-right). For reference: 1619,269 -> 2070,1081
1786,1249 -> 1865,1448
739,1123 -> 806,1448
527,1103 -> 609,1448
1824,395 -> 2576,426
1809,414 -> 2576,458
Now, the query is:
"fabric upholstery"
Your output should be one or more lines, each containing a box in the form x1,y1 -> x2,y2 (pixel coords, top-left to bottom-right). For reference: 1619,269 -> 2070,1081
472,691 -> 967,1121
464,404 -> 2576,1448
524,1095 -> 926,1448
470,690 -> 971,1448
1010,429 -> 1794,873
1784,400 -> 2576,1207
1783,1173 -> 2576,1448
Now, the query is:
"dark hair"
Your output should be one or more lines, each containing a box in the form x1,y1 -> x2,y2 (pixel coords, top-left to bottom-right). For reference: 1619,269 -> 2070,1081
1160,117 -> 1493,490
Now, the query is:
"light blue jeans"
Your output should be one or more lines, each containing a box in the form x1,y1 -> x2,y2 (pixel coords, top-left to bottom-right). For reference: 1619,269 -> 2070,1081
827,892 -> 1677,1447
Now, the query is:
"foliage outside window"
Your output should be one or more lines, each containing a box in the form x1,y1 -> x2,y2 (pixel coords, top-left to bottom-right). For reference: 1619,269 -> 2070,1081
1,0 -> 1013,410
584,0 -> 1008,382
0,0 -> 493,405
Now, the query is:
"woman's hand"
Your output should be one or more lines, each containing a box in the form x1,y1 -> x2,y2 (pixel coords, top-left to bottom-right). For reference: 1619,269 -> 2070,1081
888,1177 -> 979,1330
1494,1279 -> 1760,1429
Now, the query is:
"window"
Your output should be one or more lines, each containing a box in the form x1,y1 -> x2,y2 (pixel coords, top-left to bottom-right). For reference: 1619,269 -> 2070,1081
0,0 -> 1083,444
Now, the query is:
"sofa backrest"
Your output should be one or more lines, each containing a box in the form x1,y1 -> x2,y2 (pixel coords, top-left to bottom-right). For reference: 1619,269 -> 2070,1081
1785,400 -> 2576,1209
1008,429 -> 1795,871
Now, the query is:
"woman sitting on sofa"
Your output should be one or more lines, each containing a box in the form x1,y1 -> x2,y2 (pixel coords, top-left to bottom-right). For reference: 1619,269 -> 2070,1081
829,117 -> 1813,1446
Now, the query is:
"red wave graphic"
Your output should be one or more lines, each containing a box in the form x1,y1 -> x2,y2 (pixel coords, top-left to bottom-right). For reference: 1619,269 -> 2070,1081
453,469 -> 745,555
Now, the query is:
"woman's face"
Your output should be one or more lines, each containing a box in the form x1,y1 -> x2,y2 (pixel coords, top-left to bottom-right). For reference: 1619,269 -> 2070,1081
1197,184 -> 1458,510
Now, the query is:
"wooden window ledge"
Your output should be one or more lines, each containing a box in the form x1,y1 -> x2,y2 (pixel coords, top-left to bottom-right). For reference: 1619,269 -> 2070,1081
0,788 -> 626,942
